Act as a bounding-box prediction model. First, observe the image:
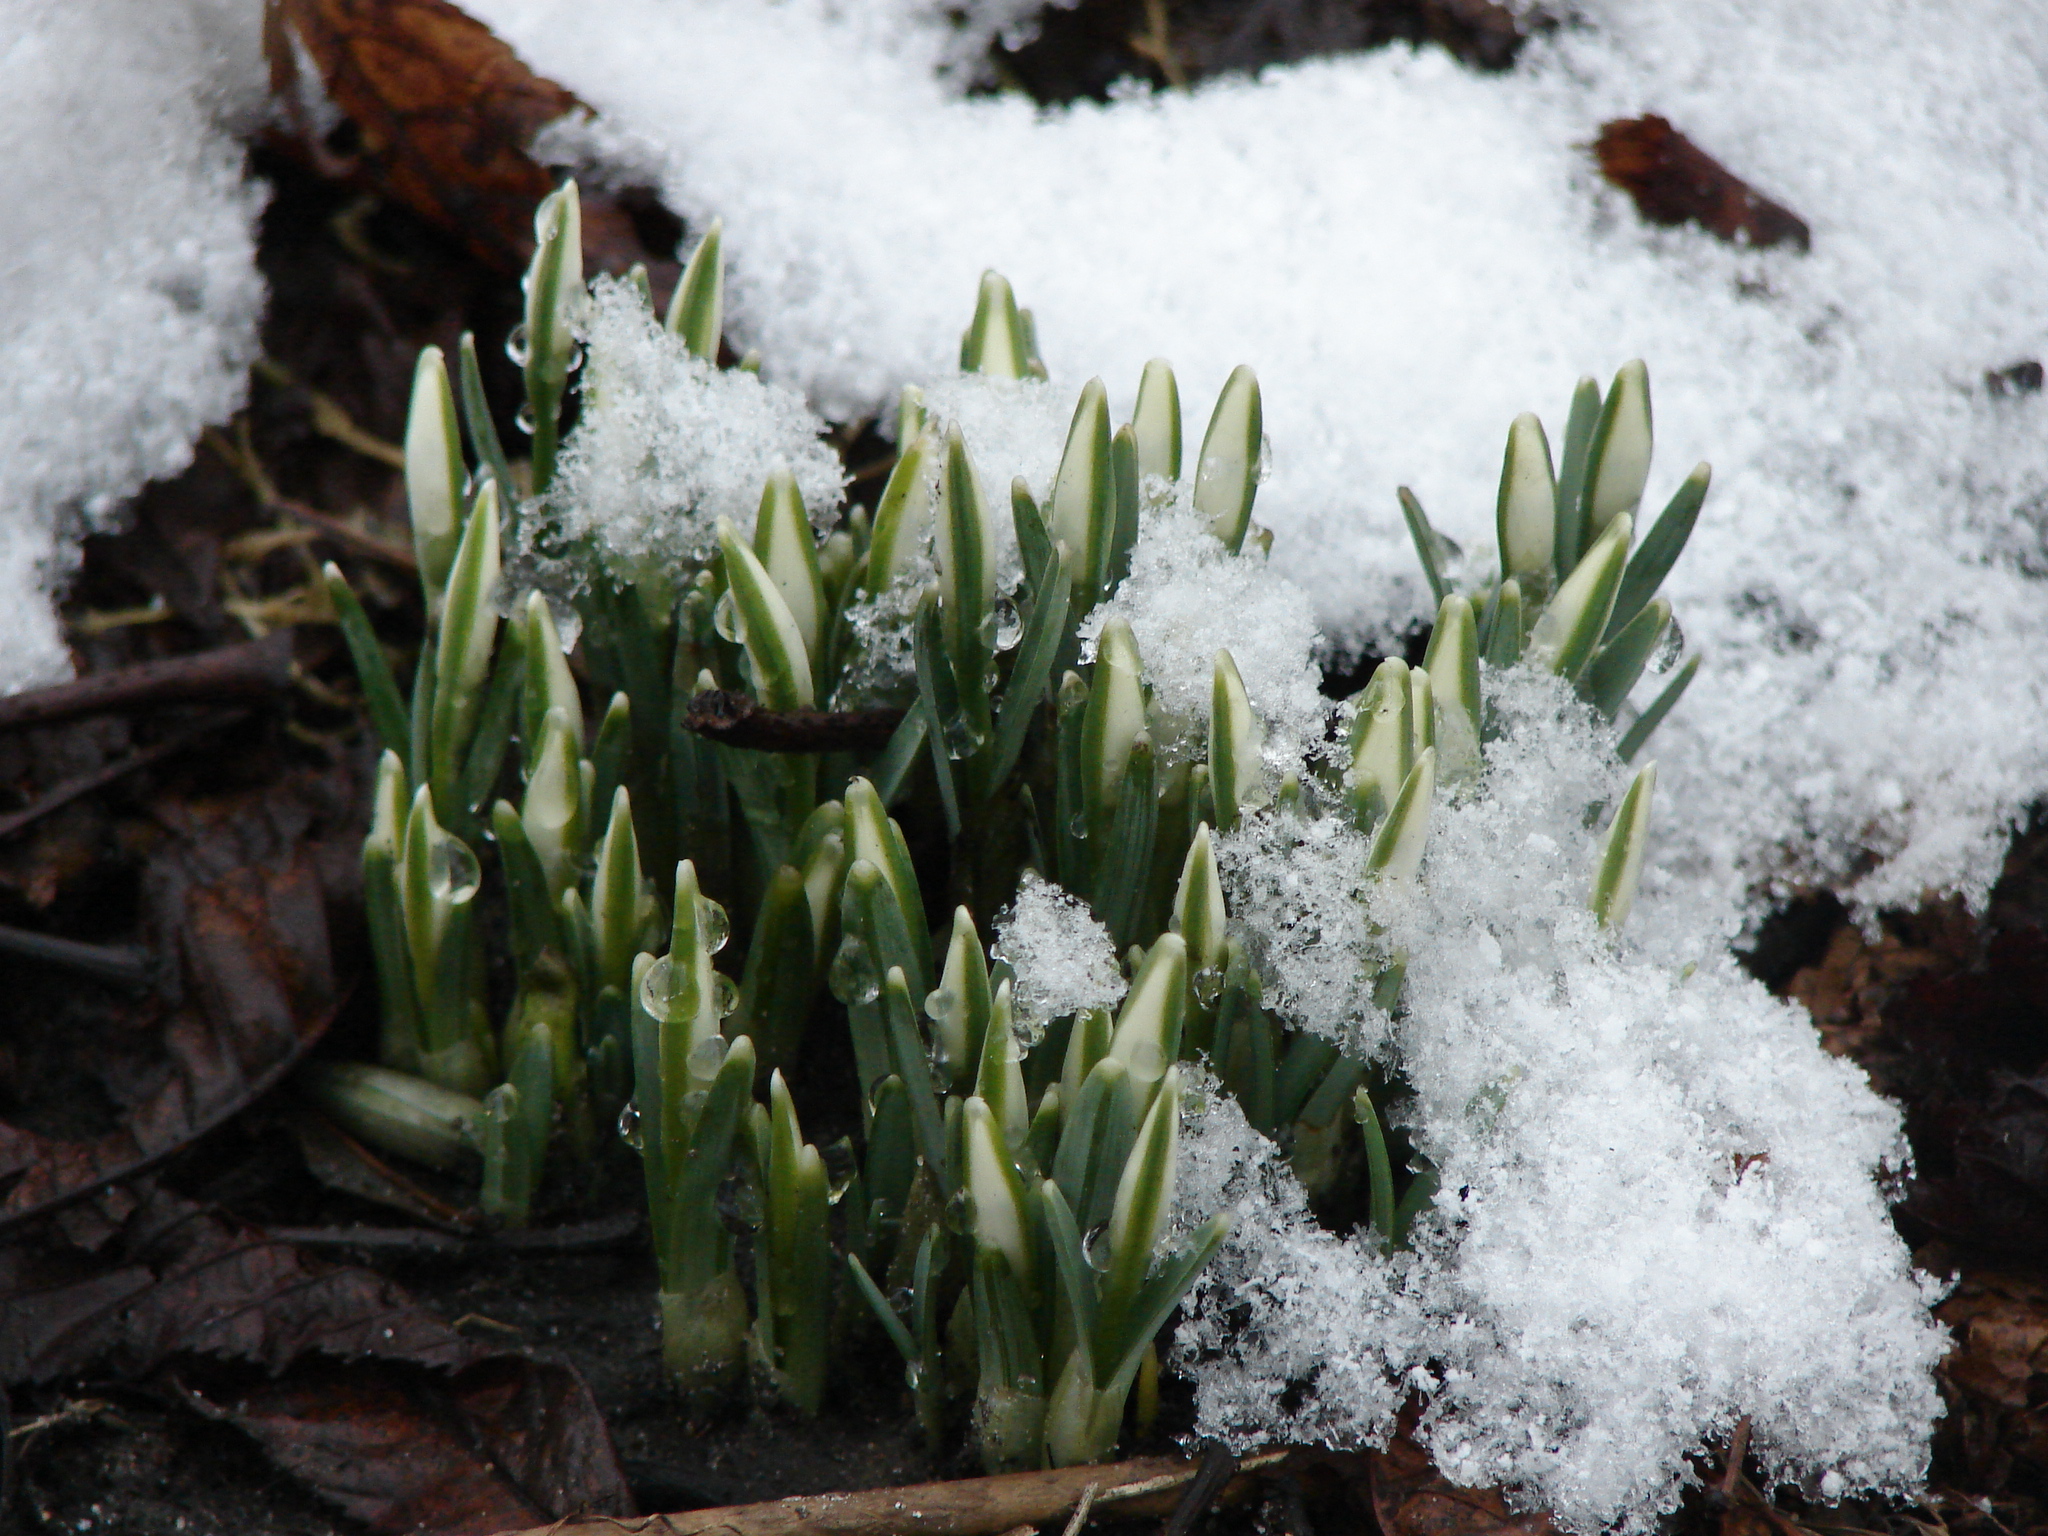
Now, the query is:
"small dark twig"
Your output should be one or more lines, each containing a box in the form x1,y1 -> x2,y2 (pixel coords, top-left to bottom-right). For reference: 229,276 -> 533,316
0,710 -> 248,842
0,924 -> 156,991
1720,1417 -> 1752,1499
264,1207 -> 643,1255
1161,1442 -> 1239,1536
682,689 -> 907,753
0,632 -> 294,733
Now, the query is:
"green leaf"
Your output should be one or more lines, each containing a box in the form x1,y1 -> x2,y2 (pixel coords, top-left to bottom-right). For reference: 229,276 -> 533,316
1618,652 -> 1699,763
882,965 -> 954,1198
847,1251 -> 919,1363
1606,462 -> 1709,641
1482,577 -> 1524,671
1355,1089 -> 1396,1249
935,427 -> 995,741
871,699 -> 930,808
753,465 -> 827,677
1582,597 -> 1672,721
735,865 -> 817,1073
323,564 -> 411,773
1107,425 -> 1141,593
456,333 -> 514,514
429,480 -> 503,811
986,544 -> 1072,794
1040,1179 -> 1100,1375
1366,747 -> 1436,882
1422,594 -> 1481,782
866,432 -> 935,595
1397,487 -> 1451,607
1089,734 -> 1158,950
1553,374 -> 1602,570
521,181 -> 583,491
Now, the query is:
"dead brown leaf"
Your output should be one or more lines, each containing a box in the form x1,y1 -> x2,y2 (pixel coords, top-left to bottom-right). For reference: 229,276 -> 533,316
1595,116 -> 1811,252
0,759 -> 355,1230
0,1185 -> 634,1532
1934,1268 -> 2048,1495
265,0 -> 661,277
1370,1426 -> 1561,1536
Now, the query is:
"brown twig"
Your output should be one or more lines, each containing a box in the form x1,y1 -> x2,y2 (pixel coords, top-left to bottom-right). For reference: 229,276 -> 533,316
0,710 -> 248,842
0,633 -> 294,733
265,1207 -> 642,1255
0,924 -> 156,990
681,689 -> 907,754
497,1452 -> 1292,1536
266,496 -> 419,573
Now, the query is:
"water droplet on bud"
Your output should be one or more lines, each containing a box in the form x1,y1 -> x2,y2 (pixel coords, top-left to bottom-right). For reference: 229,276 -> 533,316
829,938 -> 881,1005
505,324 -> 531,367
712,590 -> 747,644
514,401 -> 538,436
617,1100 -> 643,1151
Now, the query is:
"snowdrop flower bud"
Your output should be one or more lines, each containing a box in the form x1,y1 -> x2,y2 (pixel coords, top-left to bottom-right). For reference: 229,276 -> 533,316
521,709 -> 584,902
717,515 -> 815,709
1194,365 -> 1261,553
1209,650 -> 1261,832
1081,617 -> 1147,816
404,346 -> 465,604
1585,360 -> 1653,537
753,464 -> 825,667
1132,359 -> 1182,486
1346,658 -> 1412,833
431,479 -> 502,770
520,592 -> 583,756
1495,411 -> 1557,593
964,1095 -> 1033,1286
1591,762 -> 1658,932
1529,513 -> 1632,683
1107,1065 -> 1181,1272
664,217 -> 724,360
1423,594 -> 1482,783
1049,378 -> 1113,602
1108,933 -> 1187,1089
1173,826 -> 1227,977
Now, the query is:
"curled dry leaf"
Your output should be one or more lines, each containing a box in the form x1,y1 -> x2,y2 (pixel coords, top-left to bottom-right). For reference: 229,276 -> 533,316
0,761 -> 356,1231
0,1185 -> 633,1532
265,0 -> 664,277
1594,115 -> 1811,252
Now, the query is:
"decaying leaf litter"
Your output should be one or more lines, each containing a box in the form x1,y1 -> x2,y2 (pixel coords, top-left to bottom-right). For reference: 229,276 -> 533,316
1,2 -> 2044,1534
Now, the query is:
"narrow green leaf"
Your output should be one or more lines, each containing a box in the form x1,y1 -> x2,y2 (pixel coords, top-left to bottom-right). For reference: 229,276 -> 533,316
1208,650 -> 1260,834
986,543 -> 1072,793
1422,594 -> 1482,782
456,332 -> 514,513
1583,596 -> 1671,720
1106,424 -> 1141,592
323,564 -> 411,772
1366,747 -> 1437,881
1580,360 -> 1653,543
1618,653 -> 1698,763
753,465 -> 827,672
1606,462 -> 1709,640
1397,487 -> 1450,607
1553,374 -> 1602,569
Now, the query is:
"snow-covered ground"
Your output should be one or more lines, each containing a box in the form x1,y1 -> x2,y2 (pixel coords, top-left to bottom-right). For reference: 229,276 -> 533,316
0,0 -> 268,691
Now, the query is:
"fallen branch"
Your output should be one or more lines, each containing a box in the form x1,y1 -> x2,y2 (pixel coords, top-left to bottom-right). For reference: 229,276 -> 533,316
496,1451 -> 1291,1536
0,632 -> 294,733
682,689 -> 907,754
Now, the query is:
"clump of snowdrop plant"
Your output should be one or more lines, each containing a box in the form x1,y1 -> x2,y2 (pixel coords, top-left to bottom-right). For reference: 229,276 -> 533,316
322,181 -> 1944,1514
